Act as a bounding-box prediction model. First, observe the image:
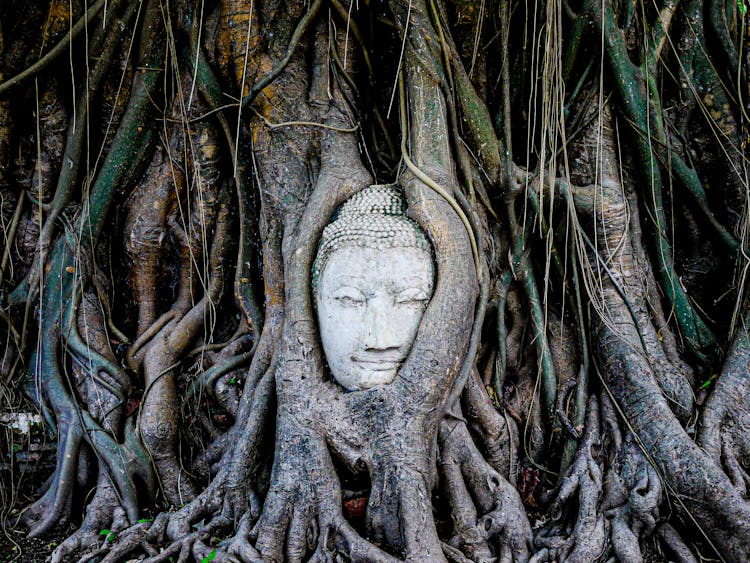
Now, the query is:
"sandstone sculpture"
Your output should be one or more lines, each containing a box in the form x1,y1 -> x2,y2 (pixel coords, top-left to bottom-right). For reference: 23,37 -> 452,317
313,185 -> 435,391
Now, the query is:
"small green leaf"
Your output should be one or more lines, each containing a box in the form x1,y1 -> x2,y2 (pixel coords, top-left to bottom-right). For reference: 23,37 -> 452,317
230,377 -> 236,384
99,529 -> 111,536
137,518 -> 152,523
201,548 -> 218,563
699,379 -> 712,389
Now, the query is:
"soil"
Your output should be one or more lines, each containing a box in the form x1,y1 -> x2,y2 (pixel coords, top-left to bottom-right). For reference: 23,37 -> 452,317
0,530 -> 64,563
1,444 -> 64,562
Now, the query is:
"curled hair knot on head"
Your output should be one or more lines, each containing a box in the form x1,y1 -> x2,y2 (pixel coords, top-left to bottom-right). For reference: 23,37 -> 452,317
312,185 -> 434,294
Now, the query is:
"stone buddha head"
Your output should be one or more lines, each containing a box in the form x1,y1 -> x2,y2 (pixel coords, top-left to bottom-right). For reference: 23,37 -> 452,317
313,185 -> 435,391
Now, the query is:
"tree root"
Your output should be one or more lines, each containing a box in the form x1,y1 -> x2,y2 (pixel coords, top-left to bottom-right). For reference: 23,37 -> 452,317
534,392 -> 691,563
698,309 -> 750,495
533,396 -> 605,562
21,299 -> 153,538
440,404 -> 532,562
10,1 -> 750,562
252,416 -> 398,563
51,474 -> 130,563
463,368 -> 516,479
95,516 -> 171,563
656,523 -> 698,563
604,437 -> 663,563
88,362 -> 276,561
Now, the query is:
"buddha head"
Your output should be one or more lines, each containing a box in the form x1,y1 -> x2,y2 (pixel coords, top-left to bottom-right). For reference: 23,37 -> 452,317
313,185 -> 435,391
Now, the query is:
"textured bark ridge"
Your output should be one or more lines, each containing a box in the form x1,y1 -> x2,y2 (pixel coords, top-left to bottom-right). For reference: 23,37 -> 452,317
1,0 -> 749,561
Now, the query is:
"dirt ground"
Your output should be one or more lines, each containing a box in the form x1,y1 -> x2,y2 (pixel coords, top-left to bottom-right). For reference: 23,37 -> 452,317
0,530 -> 63,563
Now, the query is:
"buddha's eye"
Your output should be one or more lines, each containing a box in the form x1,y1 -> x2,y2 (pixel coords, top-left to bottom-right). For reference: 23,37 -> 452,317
395,288 -> 429,306
332,288 -> 366,306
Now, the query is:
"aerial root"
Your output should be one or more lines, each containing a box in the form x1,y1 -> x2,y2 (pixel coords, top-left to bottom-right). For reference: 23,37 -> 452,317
442,457 -> 494,562
503,285 -> 526,371
463,368 -> 516,477
21,419 -> 82,536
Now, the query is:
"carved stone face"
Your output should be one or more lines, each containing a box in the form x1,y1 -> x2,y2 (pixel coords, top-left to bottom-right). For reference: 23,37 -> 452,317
316,244 -> 434,391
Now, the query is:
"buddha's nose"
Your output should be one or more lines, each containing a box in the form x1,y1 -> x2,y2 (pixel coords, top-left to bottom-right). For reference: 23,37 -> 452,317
362,299 -> 400,352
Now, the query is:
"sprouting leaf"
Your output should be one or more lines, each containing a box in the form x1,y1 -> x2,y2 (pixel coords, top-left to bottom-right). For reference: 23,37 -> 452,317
230,377 -> 236,384
137,518 -> 152,523
99,529 -> 111,536
699,379 -> 712,389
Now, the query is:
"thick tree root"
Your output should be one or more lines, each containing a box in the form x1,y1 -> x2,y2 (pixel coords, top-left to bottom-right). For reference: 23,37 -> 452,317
20,285 -> 153,539
532,396 -> 605,562
440,406 -> 532,562
656,523 -> 698,563
250,411 -> 391,562
564,97 -> 750,560
87,361 -> 275,562
698,310 -> 750,495
533,393 -> 688,563
604,437 -> 663,563
50,475 -> 130,563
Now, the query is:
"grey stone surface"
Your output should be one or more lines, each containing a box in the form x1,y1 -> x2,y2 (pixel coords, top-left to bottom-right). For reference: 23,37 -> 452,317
314,186 -> 435,391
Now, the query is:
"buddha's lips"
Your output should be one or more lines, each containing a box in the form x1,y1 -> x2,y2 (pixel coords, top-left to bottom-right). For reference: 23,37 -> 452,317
351,358 -> 402,371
